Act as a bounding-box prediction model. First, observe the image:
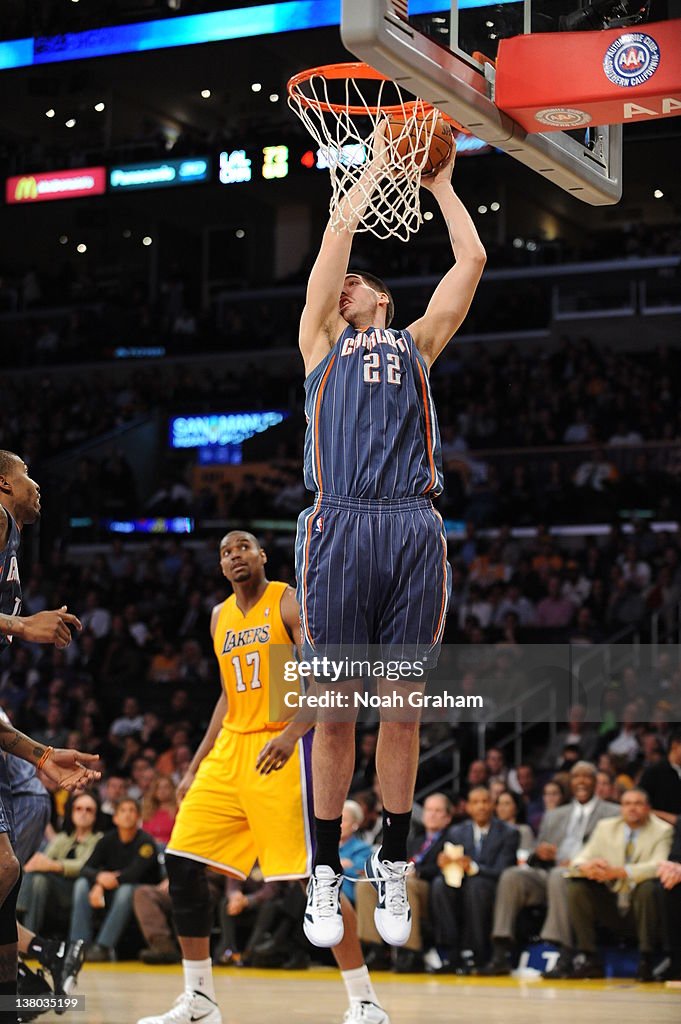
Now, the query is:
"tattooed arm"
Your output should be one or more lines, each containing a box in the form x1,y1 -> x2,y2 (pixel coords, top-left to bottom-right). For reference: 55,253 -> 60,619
0,719 -> 101,792
0,606 -> 82,646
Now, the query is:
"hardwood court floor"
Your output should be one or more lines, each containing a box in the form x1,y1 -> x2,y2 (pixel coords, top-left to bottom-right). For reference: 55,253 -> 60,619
46,964 -> 681,1024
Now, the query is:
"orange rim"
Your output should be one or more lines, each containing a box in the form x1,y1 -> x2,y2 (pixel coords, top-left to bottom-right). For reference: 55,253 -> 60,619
288,61 -> 425,116
287,62 -> 467,132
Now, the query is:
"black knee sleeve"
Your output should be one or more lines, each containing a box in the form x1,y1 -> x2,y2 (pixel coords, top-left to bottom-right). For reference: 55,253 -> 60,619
0,869 -> 21,946
166,855 -> 214,938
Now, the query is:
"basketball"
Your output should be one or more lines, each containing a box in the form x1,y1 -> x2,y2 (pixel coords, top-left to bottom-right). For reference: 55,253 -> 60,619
384,113 -> 454,177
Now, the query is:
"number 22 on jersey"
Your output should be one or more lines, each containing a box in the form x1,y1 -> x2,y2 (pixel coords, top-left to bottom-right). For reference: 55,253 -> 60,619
363,352 -> 402,385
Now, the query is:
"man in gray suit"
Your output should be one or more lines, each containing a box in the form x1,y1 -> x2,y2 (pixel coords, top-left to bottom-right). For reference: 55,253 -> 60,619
480,761 -> 619,976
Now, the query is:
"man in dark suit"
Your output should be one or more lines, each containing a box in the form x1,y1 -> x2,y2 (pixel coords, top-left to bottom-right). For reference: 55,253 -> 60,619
480,761 -> 619,977
430,786 -> 518,971
356,792 -> 453,971
657,816 -> 681,981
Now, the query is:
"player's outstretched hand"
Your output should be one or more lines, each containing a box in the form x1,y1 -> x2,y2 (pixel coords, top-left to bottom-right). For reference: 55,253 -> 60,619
41,749 -> 101,792
256,733 -> 296,775
420,135 -> 457,192
20,607 -> 82,648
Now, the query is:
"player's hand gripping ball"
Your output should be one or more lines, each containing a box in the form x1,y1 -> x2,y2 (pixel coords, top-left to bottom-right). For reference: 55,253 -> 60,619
383,113 -> 453,177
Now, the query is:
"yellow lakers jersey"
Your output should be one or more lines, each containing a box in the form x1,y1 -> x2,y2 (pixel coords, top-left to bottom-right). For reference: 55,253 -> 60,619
213,580 -> 293,734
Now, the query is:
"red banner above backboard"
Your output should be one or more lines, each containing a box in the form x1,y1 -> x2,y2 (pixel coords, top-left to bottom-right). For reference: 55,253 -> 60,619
496,20 -> 681,133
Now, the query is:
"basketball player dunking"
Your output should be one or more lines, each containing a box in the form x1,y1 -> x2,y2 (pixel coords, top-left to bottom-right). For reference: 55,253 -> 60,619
139,531 -> 391,1024
297,143 -> 486,947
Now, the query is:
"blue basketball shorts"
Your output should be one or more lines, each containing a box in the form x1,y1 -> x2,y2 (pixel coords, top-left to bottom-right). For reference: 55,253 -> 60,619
0,758 -> 16,848
295,494 -> 451,669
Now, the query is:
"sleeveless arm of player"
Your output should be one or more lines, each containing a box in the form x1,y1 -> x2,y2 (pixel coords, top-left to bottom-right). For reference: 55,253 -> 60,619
408,182 -> 486,366
300,153 -> 386,369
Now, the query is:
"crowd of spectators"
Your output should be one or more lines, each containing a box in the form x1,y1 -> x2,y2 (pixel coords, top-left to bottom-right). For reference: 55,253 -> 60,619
2,215 -> 680,367
3,337 -> 681,529
442,520 -> 681,643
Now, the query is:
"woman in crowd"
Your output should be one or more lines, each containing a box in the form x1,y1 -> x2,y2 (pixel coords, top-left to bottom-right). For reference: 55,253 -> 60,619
141,774 -> 177,848
494,789 -> 535,854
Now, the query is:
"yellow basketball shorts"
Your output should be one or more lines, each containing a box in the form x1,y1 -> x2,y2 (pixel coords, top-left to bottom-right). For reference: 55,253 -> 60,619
165,727 -> 314,881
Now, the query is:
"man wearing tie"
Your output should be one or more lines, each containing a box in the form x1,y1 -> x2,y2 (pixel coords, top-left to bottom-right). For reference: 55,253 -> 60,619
656,817 -> 681,982
481,761 -> 619,977
430,787 -> 518,972
566,787 -> 673,980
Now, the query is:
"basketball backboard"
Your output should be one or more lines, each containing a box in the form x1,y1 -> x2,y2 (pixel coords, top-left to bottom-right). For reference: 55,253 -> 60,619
340,0 -> 623,204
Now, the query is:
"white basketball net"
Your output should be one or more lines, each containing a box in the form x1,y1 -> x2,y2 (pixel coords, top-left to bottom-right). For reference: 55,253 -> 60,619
288,69 -> 440,242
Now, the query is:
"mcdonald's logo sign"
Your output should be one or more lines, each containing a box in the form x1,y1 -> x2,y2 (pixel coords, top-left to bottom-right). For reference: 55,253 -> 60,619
13,176 -> 38,201
5,166 -> 106,204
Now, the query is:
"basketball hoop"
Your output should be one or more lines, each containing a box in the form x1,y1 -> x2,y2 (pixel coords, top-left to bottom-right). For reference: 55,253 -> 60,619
287,62 -> 459,241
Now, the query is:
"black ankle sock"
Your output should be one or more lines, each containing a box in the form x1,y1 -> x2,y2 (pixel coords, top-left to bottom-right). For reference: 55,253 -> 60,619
313,816 -> 342,873
380,808 -> 412,862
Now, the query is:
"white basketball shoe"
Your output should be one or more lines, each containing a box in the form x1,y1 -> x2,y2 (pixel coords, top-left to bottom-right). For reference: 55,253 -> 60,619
137,990 -> 222,1024
303,864 -> 345,947
365,849 -> 413,946
342,1002 -> 391,1023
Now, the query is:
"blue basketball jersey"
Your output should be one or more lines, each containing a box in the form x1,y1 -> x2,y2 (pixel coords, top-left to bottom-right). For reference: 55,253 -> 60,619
0,508 -> 22,649
303,326 -> 444,500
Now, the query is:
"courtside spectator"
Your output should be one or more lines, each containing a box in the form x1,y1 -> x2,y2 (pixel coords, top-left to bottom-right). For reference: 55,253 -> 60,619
482,762 -> 618,976
71,798 -> 161,961
431,787 -> 518,972
565,788 -> 672,980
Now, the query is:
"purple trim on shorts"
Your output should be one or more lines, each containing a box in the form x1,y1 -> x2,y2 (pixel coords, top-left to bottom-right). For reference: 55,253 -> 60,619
302,729 -> 316,863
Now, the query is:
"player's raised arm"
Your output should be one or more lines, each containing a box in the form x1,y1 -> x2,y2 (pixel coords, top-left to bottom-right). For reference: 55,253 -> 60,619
299,126 -> 388,375
407,145 -> 486,367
